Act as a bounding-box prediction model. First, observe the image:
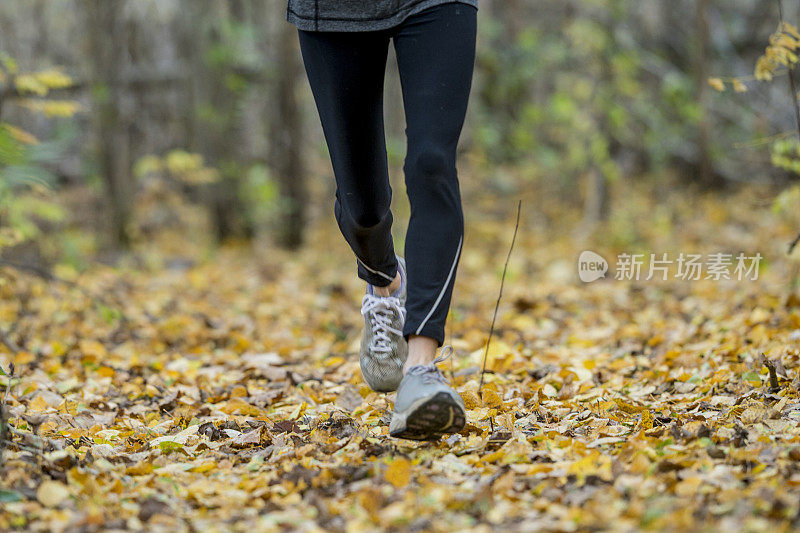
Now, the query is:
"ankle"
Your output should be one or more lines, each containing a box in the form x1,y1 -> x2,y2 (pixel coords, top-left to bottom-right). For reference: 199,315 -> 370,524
403,335 -> 438,374
373,270 -> 401,297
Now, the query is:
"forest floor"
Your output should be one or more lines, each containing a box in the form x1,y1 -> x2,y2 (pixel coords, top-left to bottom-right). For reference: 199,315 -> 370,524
2,174 -> 800,532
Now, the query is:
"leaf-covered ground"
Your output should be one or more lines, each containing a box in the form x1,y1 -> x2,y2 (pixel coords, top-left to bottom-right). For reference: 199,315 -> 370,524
2,180 -> 800,532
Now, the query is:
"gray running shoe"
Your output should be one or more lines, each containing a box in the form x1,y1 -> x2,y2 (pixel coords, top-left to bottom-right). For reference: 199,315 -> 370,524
389,346 -> 466,440
359,257 -> 408,392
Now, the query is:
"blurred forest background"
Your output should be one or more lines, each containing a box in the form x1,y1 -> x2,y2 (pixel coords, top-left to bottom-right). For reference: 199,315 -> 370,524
7,3 -> 800,530
1,0 -> 799,265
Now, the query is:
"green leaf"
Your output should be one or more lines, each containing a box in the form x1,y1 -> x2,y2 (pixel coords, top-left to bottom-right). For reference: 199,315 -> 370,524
0,490 -> 23,503
0,52 -> 18,74
97,304 -> 122,324
0,125 -> 27,166
1,164 -> 56,188
742,371 -> 761,383
159,441 -> 185,454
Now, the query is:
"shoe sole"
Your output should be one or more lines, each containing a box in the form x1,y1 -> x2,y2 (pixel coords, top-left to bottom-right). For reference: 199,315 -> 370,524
389,391 -> 466,441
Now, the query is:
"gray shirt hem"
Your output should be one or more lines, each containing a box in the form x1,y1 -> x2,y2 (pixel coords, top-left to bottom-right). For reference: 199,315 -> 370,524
287,0 -> 478,32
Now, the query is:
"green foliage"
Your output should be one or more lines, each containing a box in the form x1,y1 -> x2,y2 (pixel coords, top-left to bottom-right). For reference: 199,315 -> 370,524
0,53 -> 78,251
473,0 -> 697,185
755,22 -> 800,82
0,124 -> 65,249
198,16 -> 262,129
134,150 -> 220,185
771,138 -> 800,176
772,182 -> 800,215
240,163 -> 279,226
721,22 -> 800,182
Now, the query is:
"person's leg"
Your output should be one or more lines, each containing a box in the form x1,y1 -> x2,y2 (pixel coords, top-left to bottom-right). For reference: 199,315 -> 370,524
392,4 -> 477,369
298,29 -> 409,393
297,29 -> 399,288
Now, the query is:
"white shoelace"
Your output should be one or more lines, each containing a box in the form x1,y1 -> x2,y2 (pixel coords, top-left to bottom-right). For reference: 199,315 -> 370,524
361,293 -> 406,354
407,345 -> 454,383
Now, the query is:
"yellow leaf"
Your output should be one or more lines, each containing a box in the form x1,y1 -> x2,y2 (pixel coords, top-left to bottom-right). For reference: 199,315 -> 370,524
18,99 -> 81,118
785,22 -> 800,39
133,155 -> 164,177
13,350 -> 34,365
355,488 -> 382,519
385,457 -> 411,488
471,340 -> 514,372
219,399 -> 263,417
189,461 -> 217,473
3,124 -> 38,145
230,385 -> 248,398
755,57 -> 774,81
37,480 -> 70,507
638,409 -> 654,431
567,452 -> 612,485
675,476 -> 703,498
166,150 -> 203,174
741,404 -> 770,425
708,77 -> 725,92
481,449 -> 505,463
481,386 -> 503,407
96,366 -> 115,378
460,389 -> 482,409
14,74 -> 48,96
126,463 -> 154,476
34,68 -> 73,90
325,356 -> 346,367
28,394 -> 49,413
79,339 -> 107,360
290,401 -> 307,419
614,399 -> 644,414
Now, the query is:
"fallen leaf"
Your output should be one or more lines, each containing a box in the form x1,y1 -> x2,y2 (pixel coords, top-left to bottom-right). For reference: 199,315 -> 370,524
385,457 -> 412,489
37,481 -> 70,507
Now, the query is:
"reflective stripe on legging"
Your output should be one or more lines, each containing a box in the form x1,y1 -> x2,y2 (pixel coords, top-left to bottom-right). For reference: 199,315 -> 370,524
415,235 -> 463,336
357,258 -> 394,283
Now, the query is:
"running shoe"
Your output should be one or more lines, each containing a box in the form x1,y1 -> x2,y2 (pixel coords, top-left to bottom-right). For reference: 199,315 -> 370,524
389,346 -> 466,440
359,257 -> 407,392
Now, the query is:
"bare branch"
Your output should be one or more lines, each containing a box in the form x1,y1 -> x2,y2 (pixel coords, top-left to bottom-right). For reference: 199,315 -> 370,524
480,201 -> 522,391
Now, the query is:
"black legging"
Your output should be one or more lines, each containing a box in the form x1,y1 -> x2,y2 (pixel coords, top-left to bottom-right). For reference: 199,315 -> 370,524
298,3 -> 477,346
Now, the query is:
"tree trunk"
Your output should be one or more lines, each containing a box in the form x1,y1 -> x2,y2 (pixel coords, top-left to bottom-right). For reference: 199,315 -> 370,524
182,0 -> 253,242
694,0 -> 723,189
84,0 -> 134,247
271,20 -> 306,249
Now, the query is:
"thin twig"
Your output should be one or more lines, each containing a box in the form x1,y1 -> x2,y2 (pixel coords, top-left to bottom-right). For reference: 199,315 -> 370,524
479,201 -> 522,391
0,58 -> 9,120
2,363 -> 11,405
789,231 -> 800,254
778,0 -> 800,141
787,61 -> 800,141
0,363 -> 13,467
777,0 -> 800,253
